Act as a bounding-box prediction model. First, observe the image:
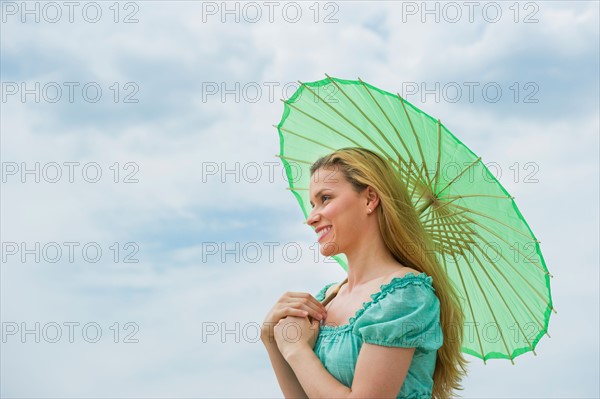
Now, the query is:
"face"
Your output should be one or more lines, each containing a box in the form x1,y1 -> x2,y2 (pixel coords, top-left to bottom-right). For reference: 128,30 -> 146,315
307,166 -> 370,257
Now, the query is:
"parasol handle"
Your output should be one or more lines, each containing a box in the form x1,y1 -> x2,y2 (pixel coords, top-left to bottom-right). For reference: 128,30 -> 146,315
321,277 -> 348,307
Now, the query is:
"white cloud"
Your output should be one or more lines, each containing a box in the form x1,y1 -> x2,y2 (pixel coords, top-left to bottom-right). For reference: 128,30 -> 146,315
1,1 -> 598,398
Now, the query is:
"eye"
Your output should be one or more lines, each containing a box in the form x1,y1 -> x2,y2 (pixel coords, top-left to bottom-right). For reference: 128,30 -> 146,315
321,195 -> 330,202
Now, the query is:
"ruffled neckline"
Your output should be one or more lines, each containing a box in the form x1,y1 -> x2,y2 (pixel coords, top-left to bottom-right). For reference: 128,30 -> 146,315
319,272 -> 434,333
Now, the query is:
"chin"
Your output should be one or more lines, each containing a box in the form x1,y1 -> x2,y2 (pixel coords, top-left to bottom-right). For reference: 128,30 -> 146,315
319,241 -> 340,257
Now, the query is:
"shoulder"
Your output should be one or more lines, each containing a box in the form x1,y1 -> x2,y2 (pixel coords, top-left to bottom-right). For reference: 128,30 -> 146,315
352,274 -> 442,349
356,272 -> 439,326
386,267 -> 422,282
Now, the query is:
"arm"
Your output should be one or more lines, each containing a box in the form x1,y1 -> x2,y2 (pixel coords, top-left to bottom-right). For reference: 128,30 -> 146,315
262,336 -> 308,399
284,342 -> 415,399
261,289 -> 330,398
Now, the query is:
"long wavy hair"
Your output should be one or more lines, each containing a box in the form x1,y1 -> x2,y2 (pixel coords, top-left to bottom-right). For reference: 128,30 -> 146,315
310,147 -> 468,399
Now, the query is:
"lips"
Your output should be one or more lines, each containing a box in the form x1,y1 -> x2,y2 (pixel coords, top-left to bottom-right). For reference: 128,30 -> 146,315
316,226 -> 332,242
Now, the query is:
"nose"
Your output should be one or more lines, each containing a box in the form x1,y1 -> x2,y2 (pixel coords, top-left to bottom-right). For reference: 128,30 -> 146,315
306,207 -> 320,226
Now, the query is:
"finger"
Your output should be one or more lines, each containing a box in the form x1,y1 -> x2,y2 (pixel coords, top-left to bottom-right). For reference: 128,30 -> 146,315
283,293 -> 327,314
283,293 -> 327,311
277,306 -> 310,319
283,301 -> 327,321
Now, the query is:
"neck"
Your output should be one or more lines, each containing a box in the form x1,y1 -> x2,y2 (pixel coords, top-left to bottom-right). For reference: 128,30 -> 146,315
343,229 -> 402,292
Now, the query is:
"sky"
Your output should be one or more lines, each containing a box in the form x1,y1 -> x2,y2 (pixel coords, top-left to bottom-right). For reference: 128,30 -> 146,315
1,1 -> 599,398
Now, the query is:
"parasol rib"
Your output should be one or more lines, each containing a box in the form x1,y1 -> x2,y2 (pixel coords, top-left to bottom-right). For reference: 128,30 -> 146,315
297,82 -> 395,163
283,101 -> 362,148
435,215 -> 486,362
454,213 -> 555,308
443,219 -> 515,364
441,194 -> 514,200
276,126 -> 338,152
456,212 -> 549,275
450,203 -> 540,242
357,78 -> 431,188
467,238 -> 545,353
325,74 -> 403,163
433,120 -> 443,193
276,154 -> 312,165
446,215 -> 538,358
436,157 -> 482,197
398,95 -> 434,188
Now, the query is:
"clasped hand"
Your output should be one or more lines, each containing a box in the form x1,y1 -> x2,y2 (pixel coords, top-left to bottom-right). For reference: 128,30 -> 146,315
274,315 -> 320,358
261,291 -> 327,359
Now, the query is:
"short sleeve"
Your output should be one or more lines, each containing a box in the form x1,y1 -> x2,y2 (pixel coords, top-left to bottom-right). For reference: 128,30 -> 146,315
352,278 -> 443,351
314,282 -> 337,302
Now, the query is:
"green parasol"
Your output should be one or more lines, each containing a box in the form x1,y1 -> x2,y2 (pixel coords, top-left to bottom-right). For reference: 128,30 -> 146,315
275,75 -> 554,363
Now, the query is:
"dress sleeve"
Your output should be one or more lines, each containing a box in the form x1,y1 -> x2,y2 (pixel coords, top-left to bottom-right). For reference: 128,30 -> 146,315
352,279 -> 443,351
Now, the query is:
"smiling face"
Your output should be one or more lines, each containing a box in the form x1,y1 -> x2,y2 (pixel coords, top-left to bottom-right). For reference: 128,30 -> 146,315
307,166 -> 370,257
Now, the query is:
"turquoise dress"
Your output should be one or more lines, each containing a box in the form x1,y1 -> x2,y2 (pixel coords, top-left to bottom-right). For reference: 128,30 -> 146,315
313,273 -> 443,399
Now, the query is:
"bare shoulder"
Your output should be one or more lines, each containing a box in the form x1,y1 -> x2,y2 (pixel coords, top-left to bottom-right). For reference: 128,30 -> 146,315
387,267 -> 422,280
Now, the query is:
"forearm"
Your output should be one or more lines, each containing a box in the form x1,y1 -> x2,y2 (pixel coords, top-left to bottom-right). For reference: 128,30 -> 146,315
263,339 -> 309,399
285,346 -> 352,399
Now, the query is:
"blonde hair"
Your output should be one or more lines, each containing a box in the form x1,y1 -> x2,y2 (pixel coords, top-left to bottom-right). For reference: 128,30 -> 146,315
310,147 -> 468,399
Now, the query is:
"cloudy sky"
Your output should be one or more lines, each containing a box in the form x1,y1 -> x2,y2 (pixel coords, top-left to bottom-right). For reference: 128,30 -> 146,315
1,1 -> 598,397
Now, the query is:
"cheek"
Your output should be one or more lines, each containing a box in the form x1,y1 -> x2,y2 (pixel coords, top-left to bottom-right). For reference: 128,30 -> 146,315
321,203 -> 344,221
323,202 -> 361,228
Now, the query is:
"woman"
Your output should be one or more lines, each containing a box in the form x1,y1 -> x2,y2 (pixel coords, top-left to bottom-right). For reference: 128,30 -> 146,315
262,147 -> 467,398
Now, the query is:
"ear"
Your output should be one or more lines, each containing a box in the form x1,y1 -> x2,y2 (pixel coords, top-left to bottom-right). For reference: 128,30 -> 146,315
365,186 -> 380,209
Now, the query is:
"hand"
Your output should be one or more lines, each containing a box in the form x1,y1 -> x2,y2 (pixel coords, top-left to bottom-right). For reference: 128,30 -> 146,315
262,291 -> 327,344
274,315 -> 320,359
